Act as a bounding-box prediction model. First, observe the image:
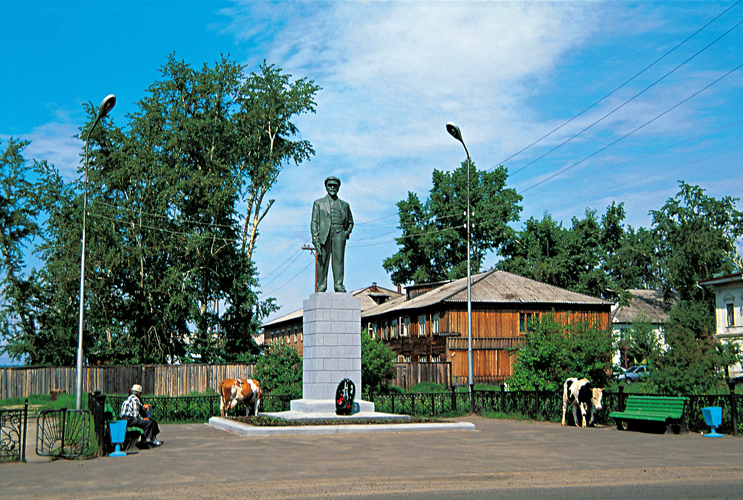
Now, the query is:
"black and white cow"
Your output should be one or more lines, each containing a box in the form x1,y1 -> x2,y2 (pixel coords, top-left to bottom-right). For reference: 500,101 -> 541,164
562,378 -> 603,428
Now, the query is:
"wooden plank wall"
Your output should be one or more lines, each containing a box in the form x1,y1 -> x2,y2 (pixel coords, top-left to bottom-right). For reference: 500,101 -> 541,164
390,362 -> 452,390
447,306 -> 610,383
0,364 -> 254,400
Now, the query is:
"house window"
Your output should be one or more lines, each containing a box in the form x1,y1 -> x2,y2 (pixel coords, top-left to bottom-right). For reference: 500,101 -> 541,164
382,320 -> 389,340
391,319 -> 398,338
431,354 -> 440,363
419,355 -> 427,363
520,312 -> 539,333
397,355 -> 406,363
404,355 -> 411,363
293,328 -> 298,344
369,322 -> 378,338
727,303 -> 735,327
401,317 -> 410,337
432,313 -> 440,335
418,315 -> 426,337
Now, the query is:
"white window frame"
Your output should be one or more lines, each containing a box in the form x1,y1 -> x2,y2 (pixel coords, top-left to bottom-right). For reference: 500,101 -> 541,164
401,317 -> 410,337
432,313 -> 440,335
418,314 -> 426,337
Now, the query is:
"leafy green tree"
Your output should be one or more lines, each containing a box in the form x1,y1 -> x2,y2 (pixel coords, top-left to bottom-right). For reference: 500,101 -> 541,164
0,141 -> 80,365
1,55 -> 318,365
507,313 -> 614,391
651,182 -> 743,302
361,332 -> 396,393
237,62 -> 320,260
499,203 -> 659,303
384,162 -> 522,285
254,342 -> 302,398
0,139 -> 39,277
649,300 -> 740,394
616,317 -> 661,369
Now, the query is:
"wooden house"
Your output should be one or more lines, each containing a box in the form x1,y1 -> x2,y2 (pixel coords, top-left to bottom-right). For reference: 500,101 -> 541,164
261,283 -> 403,356
362,270 -> 613,386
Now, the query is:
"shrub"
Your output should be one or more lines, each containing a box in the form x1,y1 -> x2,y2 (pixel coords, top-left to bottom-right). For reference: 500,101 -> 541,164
254,342 -> 302,398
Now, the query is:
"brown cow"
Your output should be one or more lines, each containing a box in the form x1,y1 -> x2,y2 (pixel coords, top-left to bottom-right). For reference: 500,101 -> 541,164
218,378 -> 262,417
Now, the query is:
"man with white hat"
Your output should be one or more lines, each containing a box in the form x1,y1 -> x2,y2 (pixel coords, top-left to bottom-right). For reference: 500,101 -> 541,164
120,383 -> 163,448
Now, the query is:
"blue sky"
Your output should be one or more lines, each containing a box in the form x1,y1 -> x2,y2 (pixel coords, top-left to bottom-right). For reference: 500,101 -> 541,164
2,1 -> 742,364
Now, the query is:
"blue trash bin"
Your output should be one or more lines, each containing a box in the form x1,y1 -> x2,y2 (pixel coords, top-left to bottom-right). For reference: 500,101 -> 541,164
109,420 -> 128,456
701,407 -> 724,438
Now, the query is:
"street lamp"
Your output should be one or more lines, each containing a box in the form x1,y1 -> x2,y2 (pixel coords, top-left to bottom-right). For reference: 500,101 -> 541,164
76,94 -> 116,410
446,122 -> 474,406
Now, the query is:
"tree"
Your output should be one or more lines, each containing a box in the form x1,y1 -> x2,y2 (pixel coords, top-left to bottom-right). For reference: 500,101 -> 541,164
384,162 -> 522,285
254,342 -> 302,398
616,317 -> 661,369
361,332 -> 396,393
649,300 -> 738,394
499,203 -> 658,303
237,62 -> 321,260
0,139 -> 39,277
0,141 -> 78,365
507,313 -> 614,391
651,181 -> 743,302
1,55 -> 318,365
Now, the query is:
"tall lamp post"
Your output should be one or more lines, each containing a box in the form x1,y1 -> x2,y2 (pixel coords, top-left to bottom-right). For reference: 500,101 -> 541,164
446,122 -> 474,408
76,94 -> 116,410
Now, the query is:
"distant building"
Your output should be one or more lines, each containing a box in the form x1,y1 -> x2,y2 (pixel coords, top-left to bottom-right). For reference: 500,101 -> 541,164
362,270 -> 612,386
611,289 -> 673,369
699,271 -> 743,378
261,283 -> 403,356
261,271 -> 612,387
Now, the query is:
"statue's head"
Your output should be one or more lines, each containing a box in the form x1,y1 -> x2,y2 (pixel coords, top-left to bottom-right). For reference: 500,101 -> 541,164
324,176 -> 341,189
324,176 -> 341,196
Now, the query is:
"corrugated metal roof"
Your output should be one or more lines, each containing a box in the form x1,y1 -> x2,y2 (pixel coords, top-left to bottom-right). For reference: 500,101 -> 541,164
612,289 -> 673,325
262,285 -> 403,327
362,270 -> 611,318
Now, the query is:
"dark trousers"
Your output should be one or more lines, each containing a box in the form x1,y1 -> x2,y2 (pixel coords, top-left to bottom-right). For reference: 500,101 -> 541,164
317,229 -> 347,292
124,416 -> 160,441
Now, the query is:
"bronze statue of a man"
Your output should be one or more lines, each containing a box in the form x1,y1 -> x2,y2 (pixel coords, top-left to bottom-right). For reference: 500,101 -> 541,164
311,176 -> 354,293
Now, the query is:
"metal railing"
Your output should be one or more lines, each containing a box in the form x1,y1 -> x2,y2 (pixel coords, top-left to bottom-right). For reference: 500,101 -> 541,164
0,399 -> 28,462
36,408 -> 91,459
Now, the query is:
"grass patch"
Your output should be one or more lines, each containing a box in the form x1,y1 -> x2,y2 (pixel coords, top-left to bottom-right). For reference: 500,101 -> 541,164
231,415 -> 452,426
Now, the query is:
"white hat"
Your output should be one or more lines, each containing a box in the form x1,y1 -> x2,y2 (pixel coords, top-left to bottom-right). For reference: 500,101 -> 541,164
131,384 -> 143,394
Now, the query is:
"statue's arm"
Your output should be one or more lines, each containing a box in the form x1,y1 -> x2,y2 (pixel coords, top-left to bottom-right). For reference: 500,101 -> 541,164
311,201 -> 321,245
346,203 -> 354,238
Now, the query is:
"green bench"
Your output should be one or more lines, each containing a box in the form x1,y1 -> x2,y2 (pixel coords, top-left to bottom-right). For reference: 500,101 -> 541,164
609,395 -> 689,434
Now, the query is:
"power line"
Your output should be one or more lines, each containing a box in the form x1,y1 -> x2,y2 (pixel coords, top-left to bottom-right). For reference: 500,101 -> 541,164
495,0 -> 741,174
526,118 -> 743,197
522,61 -> 743,193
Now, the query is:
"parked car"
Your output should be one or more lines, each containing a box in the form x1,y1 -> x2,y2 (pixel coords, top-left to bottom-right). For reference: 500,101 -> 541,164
615,365 -> 651,384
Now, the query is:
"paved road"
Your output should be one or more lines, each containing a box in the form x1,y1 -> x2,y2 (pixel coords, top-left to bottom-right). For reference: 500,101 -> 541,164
2,416 -> 741,499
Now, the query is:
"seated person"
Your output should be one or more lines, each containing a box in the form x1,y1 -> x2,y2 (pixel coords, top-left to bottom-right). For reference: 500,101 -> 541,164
120,384 -> 163,448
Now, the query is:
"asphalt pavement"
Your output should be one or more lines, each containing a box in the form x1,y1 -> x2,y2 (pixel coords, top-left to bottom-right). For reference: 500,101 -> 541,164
3,416 -> 742,500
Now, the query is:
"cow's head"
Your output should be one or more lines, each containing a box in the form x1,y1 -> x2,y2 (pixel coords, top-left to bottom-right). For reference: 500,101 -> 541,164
591,388 -> 604,410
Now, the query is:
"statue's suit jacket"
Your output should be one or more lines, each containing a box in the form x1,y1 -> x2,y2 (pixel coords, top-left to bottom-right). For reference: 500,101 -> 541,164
311,195 -> 354,245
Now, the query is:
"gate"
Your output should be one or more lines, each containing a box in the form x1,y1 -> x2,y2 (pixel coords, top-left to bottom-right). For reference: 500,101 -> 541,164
36,408 -> 91,459
0,399 -> 28,462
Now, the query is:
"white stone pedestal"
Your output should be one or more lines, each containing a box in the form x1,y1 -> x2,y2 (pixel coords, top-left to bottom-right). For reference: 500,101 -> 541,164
302,292 -> 363,399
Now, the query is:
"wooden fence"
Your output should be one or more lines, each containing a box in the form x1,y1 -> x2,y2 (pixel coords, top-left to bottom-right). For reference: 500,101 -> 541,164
0,364 -> 254,399
2,361 -> 454,399
391,362 -> 452,390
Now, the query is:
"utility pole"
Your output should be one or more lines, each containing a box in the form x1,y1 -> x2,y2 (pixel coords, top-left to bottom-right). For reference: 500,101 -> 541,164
302,245 -> 318,292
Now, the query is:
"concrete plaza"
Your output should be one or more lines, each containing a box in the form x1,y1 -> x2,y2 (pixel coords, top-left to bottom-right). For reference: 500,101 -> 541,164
2,416 -> 741,499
